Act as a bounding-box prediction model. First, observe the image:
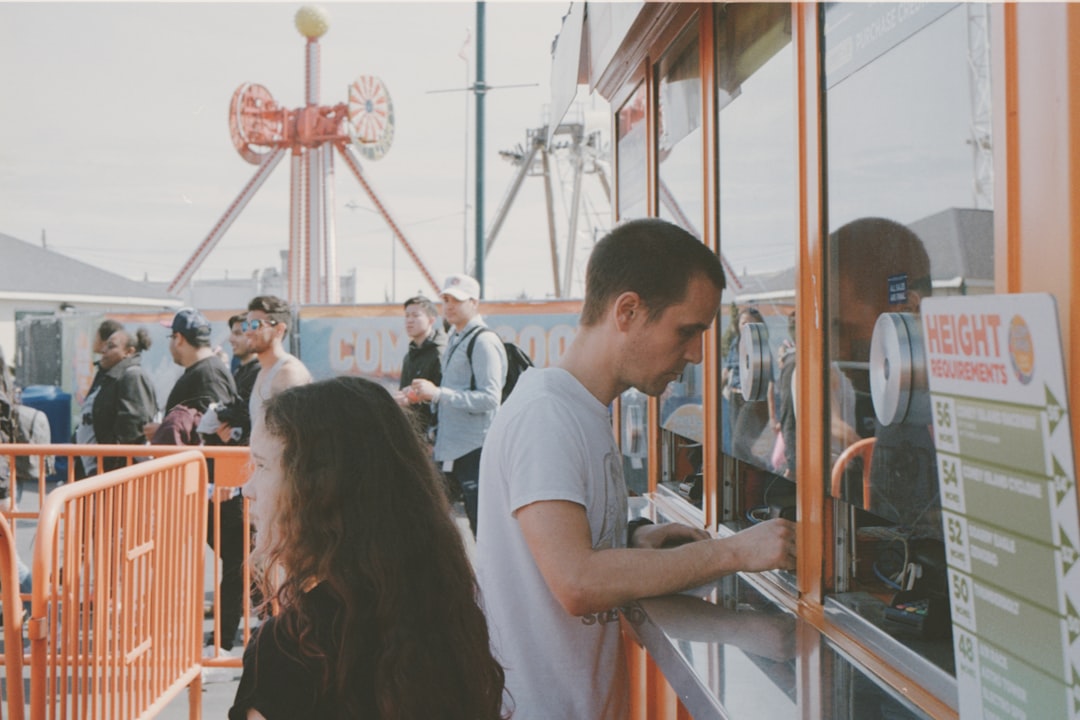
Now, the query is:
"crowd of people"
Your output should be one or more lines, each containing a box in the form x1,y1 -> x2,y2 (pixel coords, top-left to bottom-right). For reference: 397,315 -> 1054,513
2,218 -> 799,719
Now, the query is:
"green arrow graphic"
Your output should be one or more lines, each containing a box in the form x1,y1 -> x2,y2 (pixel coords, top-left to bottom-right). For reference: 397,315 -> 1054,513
1068,596 -> 1080,645
1055,456 -> 1075,506
1062,528 -> 1079,576
1047,384 -> 1066,435
1073,666 -> 1080,714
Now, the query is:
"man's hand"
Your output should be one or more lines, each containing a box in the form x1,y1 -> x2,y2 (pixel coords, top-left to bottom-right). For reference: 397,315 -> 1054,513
725,518 -> 797,572
142,421 -> 160,442
630,522 -> 709,549
215,424 -> 234,444
410,378 -> 439,402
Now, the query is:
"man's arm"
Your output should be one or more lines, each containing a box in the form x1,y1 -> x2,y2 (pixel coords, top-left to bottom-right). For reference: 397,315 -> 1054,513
412,333 -> 503,413
516,499 -> 795,616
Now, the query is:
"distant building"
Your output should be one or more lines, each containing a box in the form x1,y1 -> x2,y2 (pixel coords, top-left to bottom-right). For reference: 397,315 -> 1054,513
0,232 -> 180,362
165,251 -> 356,310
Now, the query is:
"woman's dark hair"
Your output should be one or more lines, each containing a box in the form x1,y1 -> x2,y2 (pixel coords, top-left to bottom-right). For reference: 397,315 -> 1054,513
580,218 -> 725,327
126,327 -> 152,354
258,377 -> 506,719
96,319 -> 124,344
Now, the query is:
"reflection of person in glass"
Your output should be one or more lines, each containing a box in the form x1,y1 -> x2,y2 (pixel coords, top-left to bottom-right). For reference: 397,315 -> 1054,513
722,306 -> 774,466
775,311 -> 797,478
833,217 -> 940,541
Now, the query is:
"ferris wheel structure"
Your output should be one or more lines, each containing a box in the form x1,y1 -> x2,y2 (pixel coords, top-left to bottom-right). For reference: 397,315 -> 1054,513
168,5 -> 439,302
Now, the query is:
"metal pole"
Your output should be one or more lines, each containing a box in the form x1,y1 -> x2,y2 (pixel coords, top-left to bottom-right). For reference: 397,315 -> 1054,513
462,46 -> 470,274
289,149 -> 304,302
474,1 -> 486,297
323,143 -> 339,304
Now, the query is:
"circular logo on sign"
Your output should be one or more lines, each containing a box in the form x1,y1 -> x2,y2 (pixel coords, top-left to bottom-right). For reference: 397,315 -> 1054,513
1007,314 -> 1035,385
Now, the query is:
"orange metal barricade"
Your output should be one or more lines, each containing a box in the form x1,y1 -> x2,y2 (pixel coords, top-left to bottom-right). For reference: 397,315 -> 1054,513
28,450 -> 207,720
0,444 -> 252,675
0,514 -> 26,720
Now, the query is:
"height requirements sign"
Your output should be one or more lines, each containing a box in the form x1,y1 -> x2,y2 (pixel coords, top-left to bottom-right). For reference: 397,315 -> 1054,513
923,293 -> 1079,720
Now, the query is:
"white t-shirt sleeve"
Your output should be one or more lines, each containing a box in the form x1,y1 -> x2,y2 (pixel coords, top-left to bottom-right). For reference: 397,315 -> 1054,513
501,396 -> 591,515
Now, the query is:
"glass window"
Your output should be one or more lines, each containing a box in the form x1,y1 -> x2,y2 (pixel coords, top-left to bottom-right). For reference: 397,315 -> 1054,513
823,2 -> 995,680
616,81 -> 650,495
616,82 -> 648,221
656,24 -> 706,510
715,4 -> 797,531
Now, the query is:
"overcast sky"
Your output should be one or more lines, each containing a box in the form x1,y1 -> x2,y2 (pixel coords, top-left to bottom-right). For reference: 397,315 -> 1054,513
0,1 -> 610,302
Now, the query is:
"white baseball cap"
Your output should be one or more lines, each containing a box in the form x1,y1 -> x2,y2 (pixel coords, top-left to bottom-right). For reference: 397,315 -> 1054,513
440,274 -> 480,301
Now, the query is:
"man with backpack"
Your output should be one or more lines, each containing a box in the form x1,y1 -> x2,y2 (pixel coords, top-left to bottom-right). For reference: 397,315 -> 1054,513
409,274 -> 506,537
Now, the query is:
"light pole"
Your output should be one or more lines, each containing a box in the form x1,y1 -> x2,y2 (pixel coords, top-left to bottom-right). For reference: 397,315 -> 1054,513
474,1 -> 487,297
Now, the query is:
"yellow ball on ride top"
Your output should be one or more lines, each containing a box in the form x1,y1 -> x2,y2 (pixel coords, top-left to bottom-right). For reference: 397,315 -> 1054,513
295,5 -> 330,39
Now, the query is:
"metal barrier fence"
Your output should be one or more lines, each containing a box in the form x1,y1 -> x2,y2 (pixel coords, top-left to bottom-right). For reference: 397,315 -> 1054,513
0,444 -> 253,677
15,451 -> 207,720
0,513 -> 27,719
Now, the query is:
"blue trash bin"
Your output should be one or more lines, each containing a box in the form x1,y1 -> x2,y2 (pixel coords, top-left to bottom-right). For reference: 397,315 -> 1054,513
19,385 -> 71,482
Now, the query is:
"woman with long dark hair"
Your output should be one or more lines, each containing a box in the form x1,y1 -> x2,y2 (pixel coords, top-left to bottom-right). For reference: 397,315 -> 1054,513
230,376 -> 506,720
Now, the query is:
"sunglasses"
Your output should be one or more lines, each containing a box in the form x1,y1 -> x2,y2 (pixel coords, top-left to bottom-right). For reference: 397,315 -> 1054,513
242,318 -> 280,332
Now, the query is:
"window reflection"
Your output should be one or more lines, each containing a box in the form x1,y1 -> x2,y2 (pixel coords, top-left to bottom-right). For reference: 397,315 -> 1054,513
616,83 -> 648,221
824,3 -> 995,679
621,387 -> 649,496
616,82 -> 650,494
657,23 -> 705,509
715,3 -> 796,528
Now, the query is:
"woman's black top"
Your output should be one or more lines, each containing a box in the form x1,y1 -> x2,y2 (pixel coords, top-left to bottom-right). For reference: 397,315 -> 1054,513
229,584 -> 374,719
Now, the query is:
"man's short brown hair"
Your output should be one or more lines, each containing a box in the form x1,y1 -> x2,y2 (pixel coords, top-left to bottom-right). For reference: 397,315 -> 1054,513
580,218 -> 725,327
404,295 -> 438,320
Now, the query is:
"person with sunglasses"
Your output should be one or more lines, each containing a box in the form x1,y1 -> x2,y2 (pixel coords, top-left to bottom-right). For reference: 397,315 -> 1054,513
244,296 -> 312,428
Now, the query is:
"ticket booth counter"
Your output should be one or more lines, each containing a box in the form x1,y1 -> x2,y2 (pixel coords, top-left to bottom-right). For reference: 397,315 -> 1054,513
552,3 -> 1080,717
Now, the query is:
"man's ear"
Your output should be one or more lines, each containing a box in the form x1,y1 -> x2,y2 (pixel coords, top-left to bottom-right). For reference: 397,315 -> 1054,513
612,291 -> 644,332
899,288 -> 923,314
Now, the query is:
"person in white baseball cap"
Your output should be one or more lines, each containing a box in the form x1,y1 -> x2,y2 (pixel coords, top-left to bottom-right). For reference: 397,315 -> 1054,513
409,274 -> 506,537
439,273 -> 481,302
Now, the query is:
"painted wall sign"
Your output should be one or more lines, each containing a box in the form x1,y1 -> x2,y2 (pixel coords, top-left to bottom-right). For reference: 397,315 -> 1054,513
298,302 -> 580,389
922,294 -> 1079,720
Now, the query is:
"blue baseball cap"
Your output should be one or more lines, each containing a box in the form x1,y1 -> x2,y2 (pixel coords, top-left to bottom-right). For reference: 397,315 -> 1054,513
163,307 -> 212,344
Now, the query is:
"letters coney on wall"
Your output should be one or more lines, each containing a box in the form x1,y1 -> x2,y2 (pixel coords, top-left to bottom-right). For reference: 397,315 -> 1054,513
299,301 -> 582,390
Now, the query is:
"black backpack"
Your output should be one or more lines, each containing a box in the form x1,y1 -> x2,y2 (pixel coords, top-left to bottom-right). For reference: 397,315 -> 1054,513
466,329 -> 534,403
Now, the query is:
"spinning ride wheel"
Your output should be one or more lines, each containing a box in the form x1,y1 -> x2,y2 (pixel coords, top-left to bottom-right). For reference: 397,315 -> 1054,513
347,75 -> 395,161
229,82 -> 285,165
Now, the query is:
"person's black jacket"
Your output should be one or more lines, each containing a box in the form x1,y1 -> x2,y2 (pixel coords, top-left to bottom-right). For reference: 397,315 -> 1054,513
165,355 -> 238,414
399,328 -> 446,434
218,359 -> 260,444
93,354 -> 159,449
234,359 -> 259,408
